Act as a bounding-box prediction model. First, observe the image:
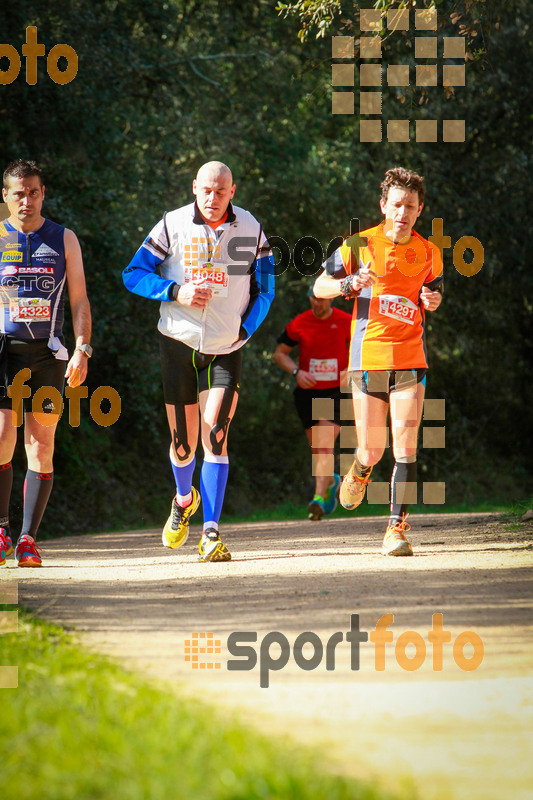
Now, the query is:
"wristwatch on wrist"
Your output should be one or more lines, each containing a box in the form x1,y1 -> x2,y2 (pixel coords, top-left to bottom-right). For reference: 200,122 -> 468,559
292,367 -> 299,377
76,343 -> 93,358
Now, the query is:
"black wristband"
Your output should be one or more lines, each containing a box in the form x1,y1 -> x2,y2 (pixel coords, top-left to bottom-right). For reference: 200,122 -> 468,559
170,283 -> 180,302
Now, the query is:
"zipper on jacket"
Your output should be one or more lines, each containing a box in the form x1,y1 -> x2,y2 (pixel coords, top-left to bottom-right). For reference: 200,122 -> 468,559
198,222 -> 230,352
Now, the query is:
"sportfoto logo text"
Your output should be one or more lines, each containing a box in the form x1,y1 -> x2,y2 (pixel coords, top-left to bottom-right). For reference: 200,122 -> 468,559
185,613 -> 485,688
332,8 -> 467,143
6,369 -> 120,428
0,26 -> 78,85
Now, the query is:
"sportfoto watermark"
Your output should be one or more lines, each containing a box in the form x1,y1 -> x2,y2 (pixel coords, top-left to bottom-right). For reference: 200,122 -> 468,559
270,217 -> 483,279
313,395 -> 446,505
181,216 -> 483,279
6,368 -> 121,427
332,8 -> 467,142
0,26 -> 78,86
186,613 -> 484,688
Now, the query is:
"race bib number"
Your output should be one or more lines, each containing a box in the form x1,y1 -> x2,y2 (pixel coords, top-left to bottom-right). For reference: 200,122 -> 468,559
183,262 -> 229,297
10,297 -> 51,322
378,294 -> 418,326
309,358 -> 338,382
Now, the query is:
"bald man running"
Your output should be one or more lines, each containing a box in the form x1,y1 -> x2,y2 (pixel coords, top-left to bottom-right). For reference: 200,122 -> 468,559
123,161 -> 275,561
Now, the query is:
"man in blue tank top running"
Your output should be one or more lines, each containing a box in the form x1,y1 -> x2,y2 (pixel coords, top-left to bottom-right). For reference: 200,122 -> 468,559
0,159 -> 92,567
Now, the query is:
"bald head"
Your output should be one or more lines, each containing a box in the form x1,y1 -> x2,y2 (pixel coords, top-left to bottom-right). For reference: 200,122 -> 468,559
193,161 -> 236,223
196,161 -> 233,184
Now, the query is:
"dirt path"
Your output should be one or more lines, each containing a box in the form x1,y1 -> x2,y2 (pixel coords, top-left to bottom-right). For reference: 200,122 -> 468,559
2,512 -> 532,800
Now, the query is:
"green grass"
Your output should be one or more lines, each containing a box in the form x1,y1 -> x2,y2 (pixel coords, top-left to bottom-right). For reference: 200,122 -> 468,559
499,494 -> 533,531
222,498 -> 509,525
52,498 -> 509,537
0,612 -> 412,800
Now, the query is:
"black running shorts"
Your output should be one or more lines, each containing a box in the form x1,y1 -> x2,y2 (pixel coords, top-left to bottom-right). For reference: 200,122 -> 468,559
293,385 -> 344,431
159,332 -> 242,405
0,337 -> 66,412
349,369 -> 427,402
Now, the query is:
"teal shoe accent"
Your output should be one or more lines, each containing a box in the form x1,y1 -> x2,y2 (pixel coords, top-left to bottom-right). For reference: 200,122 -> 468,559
323,473 -> 340,515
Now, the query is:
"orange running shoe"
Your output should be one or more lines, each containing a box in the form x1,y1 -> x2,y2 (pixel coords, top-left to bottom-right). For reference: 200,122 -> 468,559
339,463 -> 372,510
382,516 -> 413,557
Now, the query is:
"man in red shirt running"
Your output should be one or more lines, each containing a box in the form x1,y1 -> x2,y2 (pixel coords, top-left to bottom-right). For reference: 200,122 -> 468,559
274,285 -> 352,520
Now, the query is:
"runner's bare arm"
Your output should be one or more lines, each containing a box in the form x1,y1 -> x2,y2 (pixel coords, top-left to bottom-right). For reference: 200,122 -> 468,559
273,343 -> 317,389
64,228 -> 91,387
313,270 -> 342,299
420,286 -> 442,311
314,261 -> 376,299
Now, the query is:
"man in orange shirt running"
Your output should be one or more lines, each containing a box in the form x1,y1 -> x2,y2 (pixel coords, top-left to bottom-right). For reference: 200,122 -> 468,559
314,167 -> 443,556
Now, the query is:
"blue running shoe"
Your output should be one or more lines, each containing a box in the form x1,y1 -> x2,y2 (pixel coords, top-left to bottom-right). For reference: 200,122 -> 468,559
323,473 -> 340,515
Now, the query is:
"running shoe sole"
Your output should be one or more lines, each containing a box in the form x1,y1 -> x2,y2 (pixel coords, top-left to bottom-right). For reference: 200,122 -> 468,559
198,540 -> 231,562
382,536 -> 413,557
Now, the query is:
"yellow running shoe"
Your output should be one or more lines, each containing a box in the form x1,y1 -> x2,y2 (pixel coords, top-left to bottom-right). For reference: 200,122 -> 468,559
162,487 -> 201,549
198,528 -> 231,562
382,516 -> 413,557
339,463 -> 372,510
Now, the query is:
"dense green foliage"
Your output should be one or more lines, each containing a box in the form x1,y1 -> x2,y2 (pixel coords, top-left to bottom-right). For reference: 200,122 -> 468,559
0,0 -> 530,535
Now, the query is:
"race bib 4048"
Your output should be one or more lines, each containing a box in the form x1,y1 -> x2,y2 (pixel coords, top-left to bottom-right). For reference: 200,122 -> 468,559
183,262 -> 229,297
378,294 -> 418,326
9,297 -> 51,322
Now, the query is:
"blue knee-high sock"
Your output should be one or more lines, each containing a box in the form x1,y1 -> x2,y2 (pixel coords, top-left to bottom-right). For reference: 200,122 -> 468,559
200,456 -> 229,530
170,451 -> 196,502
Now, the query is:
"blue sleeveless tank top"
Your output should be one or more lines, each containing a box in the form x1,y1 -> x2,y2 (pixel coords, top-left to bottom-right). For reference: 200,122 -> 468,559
0,219 -> 67,339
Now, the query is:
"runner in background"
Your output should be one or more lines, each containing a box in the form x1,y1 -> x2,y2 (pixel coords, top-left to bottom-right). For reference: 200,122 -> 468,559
274,284 -> 352,520
314,167 -> 443,555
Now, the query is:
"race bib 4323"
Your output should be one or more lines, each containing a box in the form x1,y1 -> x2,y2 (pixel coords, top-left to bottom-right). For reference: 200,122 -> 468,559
10,297 -> 51,322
